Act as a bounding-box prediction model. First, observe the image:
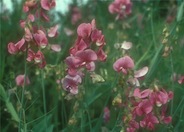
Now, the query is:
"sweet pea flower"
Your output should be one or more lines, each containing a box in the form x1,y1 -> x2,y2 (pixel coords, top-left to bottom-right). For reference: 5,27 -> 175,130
48,25 -> 59,37
113,56 -> 134,74
108,0 -> 132,19
40,0 -> 56,11
7,38 -> 25,54
8,42 -> 19,54
33,30 -> 48,48
135,99 -> 153,116
15,74 -> 30,87
77,23 -> 92,38
62,75 -> 82,94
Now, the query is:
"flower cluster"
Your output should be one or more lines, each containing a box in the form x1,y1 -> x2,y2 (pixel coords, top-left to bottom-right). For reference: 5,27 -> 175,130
113,53 -> 173,131
7,0 -> 58,69
62,19 -> 107,94
125,88 -> 173,132
108,0 -> 132,20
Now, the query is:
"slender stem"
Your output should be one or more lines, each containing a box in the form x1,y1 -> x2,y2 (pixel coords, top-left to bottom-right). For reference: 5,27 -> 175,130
41,69 -> 47,131
19,47 -> 28,132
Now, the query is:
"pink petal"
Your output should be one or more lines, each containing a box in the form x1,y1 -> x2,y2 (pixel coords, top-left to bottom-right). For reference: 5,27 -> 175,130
163,116 -> 172,124
51,44 -> 61,52
77,23 -> 92,38
15,74 -> 30,86
86,62 -> 95,71
7,42 -> 19,54
75,49 -> 97,63
48,25 -> 59,37
134,66 -> 149,78
15,38 -> 25,51
113,56 -> 134,72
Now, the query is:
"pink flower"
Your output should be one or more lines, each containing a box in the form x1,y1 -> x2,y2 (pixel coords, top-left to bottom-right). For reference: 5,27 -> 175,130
27,49 -> 35,62
133,88 -> 151,99
178,76 -> 184,84
40,0 -> 56,11
135,99 -> 153,116
96,48 -> 107,61
103,107 -> 110,123
48,25 -> 59,37
91,29 -> 105,46
33,30 -> 48,48
34,50 -> 45,63
24,28 -> 33,42
62,75 -> 82,94
108,0 -> 132,19
8,42 -> 19,54
77,23 -> 92,38
15,74 -> 30,87
113,56 -> 134,74
28,14 -> 35,22
140,113 -> 159,130
75,49 -> 97,64
7,38 -> 25,54
71,7 -> 82,25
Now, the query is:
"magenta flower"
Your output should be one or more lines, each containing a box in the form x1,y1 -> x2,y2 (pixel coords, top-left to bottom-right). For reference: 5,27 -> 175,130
140,113 -> 159,130
62,75 -> 82,94
77,23 -> 92,38
91,29 -> 105,46
40,0 -> 56,11
33,30 -> 48,48
113,56 -> 134,74
135,99 -> 153,116
15,74 -> 30,87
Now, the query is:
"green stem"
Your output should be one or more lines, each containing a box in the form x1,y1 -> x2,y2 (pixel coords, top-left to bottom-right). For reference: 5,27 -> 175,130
41,69 -> 47,131
19,47 -> 28,132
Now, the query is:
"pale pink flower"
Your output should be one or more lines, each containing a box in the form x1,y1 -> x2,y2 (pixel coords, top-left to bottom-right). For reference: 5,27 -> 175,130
134,66 -> 148,78
48,25 -> 59,37
62,75 -> 82,94
51,44 -> 61,52
113,56 -> 134,74
121,41 -> 132,50
15,74 -> 30,86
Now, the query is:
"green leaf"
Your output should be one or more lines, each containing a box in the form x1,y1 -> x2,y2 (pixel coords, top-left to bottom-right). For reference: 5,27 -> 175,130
177,2 -> 184,22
